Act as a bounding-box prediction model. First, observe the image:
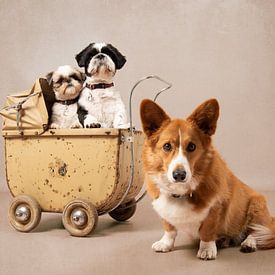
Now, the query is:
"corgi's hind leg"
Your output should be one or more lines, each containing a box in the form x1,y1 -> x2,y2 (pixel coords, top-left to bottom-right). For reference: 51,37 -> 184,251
240,235 -> 257,252
240,194 -> 272,253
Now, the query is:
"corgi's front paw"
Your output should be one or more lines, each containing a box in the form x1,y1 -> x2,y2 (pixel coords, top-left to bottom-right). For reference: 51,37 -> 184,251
197,241 -> 217,260
152,240 -> 173,253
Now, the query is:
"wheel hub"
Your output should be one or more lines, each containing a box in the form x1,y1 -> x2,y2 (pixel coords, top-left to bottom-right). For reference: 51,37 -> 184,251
15,204 -> 31,222
71,208 -> 88,227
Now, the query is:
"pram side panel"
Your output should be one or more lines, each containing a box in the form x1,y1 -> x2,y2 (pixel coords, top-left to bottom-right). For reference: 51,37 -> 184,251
5,132 -> 120,212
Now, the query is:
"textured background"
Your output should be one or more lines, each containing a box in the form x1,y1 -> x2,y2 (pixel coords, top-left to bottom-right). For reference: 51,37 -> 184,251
0,0 -> 275,192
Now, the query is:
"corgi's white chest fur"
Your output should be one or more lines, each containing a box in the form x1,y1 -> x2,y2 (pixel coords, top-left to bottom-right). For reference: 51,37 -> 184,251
152,193 -> 212,239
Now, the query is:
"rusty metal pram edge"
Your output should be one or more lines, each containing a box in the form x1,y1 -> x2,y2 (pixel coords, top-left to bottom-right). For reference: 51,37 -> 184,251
3,128 -> 120,137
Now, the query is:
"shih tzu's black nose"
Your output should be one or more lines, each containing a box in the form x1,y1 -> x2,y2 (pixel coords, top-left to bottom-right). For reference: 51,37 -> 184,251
97,53 -> 105,60
172,169 -> 186,182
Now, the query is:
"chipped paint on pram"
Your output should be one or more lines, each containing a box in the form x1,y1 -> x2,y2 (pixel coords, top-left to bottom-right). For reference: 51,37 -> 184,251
5,128 -> 144,214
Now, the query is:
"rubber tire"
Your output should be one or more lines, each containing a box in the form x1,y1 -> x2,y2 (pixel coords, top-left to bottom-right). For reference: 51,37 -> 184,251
9,195 -> 42,232
62,199 -> 98,237
109,199 -> 137,222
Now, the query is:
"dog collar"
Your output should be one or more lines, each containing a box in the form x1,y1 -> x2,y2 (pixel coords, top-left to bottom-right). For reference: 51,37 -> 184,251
85,82 -> 114,90
55,96 -> 79,105
172,193 -> 193,199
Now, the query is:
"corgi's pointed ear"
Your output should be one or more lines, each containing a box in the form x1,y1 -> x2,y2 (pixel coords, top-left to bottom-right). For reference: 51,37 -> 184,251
187,99 -> 219,136
140,99 -> 171,137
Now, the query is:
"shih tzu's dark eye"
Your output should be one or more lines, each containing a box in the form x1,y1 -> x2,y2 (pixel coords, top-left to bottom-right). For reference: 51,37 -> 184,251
163,143 -> 172,152
55,78 -> 63,84
186,142 -> 196,152
70,74 -> 81,82
53,78 -> 62,86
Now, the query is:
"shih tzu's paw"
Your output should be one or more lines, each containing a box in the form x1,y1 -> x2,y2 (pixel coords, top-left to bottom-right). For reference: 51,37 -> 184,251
70,121 -> 83,129
85,123 -> 101,128
84,115 -> 101,128
50,123 -> 61,129
152,240 -> 173,253
197,241 -> 217,260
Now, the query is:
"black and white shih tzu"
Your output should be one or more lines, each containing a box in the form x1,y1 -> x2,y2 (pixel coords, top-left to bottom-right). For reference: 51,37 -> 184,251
75,43 -> 128,128
46,65 -> 85,129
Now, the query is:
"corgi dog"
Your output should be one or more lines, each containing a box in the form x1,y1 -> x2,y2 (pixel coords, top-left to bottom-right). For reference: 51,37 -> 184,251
140,98 -> 275,260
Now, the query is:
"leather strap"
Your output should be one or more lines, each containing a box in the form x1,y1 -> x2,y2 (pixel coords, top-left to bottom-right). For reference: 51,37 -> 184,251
85,82 -> 114,90
55,96 -> 79,105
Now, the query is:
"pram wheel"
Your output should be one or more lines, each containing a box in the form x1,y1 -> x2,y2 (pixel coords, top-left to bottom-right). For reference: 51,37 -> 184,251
9,195 -> 42,232
109,199 -> 136,222
62,199 -> 98,237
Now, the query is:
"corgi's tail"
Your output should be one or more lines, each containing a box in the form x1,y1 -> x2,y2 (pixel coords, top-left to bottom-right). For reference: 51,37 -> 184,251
251,217 -> 275,249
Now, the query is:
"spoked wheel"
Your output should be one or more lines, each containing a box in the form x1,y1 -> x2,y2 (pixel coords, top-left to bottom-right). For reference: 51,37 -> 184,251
109,199 -> 137,222
9,195 -> 42,232
62,199 -> 98,237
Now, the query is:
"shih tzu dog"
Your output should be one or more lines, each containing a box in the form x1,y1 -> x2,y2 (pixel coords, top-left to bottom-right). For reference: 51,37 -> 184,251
46,65 -> 85,129
75,42 -> 128,128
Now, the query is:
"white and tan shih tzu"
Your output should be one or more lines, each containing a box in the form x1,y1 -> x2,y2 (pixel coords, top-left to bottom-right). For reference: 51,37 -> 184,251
75,43 -> 128,128
46,65 -> 85,129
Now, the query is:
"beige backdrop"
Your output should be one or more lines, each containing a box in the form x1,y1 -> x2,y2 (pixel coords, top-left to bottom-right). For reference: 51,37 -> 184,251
0,0 -> 274,192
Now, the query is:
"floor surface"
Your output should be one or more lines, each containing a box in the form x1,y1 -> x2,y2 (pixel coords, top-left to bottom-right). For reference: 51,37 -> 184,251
1,191 -> 275,275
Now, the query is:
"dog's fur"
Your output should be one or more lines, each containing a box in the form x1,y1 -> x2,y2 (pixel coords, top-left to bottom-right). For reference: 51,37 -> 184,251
140,98 -> 275,260
46,65 -> 85,129
75,42 -> 128,128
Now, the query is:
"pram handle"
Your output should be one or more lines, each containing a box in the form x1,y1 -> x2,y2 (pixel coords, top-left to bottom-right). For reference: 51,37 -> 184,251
107,76 -> 172,213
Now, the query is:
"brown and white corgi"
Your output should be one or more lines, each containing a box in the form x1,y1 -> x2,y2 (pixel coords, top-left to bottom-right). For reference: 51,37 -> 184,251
140,98 -> 275,260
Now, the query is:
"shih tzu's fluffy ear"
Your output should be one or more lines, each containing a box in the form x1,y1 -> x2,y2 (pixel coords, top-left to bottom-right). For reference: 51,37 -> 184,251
80,71 -> 86,82
75,43 -> 94,68
46,71 -> 53,86
106,44 -> 126,70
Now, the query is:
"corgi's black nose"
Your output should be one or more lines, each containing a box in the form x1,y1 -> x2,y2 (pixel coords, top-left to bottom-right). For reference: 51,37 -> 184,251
173,169 -> 186,182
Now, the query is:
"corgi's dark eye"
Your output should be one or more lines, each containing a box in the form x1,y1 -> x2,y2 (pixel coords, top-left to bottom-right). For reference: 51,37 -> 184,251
163,143 -> 172,152
187,142 -> 196,152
